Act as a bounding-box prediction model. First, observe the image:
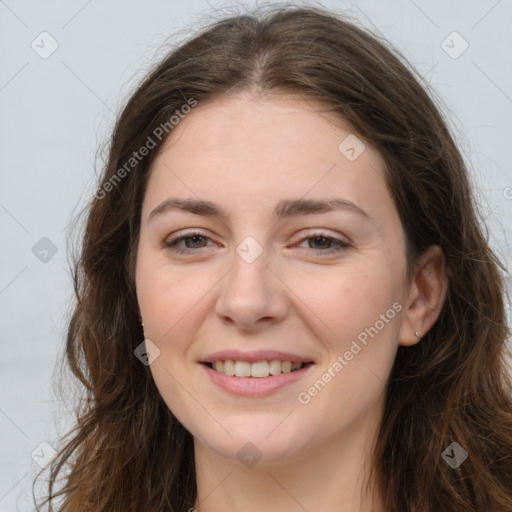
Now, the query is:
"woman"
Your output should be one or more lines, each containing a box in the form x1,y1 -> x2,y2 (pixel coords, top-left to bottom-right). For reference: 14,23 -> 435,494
36,4 -> 512,511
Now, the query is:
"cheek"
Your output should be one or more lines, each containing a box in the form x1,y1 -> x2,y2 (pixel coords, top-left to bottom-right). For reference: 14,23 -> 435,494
293,265 -> 402,422
285,261 -> 401,347
136,253 -> 215,341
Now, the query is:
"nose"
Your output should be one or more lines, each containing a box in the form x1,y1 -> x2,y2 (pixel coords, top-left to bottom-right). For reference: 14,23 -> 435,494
214,248 -> 288,332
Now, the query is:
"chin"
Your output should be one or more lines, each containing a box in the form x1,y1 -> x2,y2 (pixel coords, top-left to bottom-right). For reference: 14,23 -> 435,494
192,417 -> 311,465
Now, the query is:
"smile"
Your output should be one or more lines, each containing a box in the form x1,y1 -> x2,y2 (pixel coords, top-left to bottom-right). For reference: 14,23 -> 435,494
205,360 -> 311,377
200,359 -> 315,397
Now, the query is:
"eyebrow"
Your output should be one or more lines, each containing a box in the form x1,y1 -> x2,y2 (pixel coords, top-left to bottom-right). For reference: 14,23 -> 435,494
148,197 -> 371,224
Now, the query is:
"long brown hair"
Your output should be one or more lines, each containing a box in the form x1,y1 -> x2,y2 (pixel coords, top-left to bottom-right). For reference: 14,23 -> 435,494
35,4 -> 512,511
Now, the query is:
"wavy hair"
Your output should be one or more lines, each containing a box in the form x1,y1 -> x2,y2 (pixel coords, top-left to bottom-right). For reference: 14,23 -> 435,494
35,4 -> 512,511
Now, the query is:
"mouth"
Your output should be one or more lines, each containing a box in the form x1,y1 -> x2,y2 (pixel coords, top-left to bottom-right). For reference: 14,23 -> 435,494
202,360 -> 314,378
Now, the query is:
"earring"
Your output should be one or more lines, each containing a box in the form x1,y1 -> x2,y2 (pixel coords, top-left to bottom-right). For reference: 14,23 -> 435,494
139,314 -> 146,339
415,331 -> 421,339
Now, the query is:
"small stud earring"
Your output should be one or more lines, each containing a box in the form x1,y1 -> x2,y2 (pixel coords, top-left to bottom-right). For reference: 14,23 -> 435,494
138,314 -> 146,339
415,331 -> 421,339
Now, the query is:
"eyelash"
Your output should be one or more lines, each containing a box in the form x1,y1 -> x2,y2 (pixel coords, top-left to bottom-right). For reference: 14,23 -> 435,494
163,230 -> 350,255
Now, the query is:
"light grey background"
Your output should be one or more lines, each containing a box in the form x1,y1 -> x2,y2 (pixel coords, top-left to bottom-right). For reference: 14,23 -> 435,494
1,0 -> 511,510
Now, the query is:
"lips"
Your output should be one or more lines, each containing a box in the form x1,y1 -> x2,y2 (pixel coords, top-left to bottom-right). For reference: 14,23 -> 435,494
202,349 -> 314,364
200,357 -> 315,397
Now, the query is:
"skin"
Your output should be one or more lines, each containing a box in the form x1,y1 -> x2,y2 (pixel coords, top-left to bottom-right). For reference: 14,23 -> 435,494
135,92 -> 448,511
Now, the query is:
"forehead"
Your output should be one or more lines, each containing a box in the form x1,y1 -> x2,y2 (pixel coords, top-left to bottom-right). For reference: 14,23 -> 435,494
143,93 -> 393,223
154,92 -> 379,165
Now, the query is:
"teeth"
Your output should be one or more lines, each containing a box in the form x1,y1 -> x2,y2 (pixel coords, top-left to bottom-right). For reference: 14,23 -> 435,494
269,360 -> 282,375
281,361 -> 291,373
222,360 -> 234,376
234,361 -> 251,377
251,361 -> 269,377
210,359 -> 305,377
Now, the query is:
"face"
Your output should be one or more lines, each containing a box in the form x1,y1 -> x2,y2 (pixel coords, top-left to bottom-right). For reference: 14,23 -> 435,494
135,93 -> 410,464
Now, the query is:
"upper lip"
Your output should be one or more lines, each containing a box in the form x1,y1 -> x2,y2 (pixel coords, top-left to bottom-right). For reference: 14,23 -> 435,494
201,350 -> 315,364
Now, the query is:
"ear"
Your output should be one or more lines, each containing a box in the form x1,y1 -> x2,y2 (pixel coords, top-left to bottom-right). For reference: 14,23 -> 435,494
398,245 -> 448,347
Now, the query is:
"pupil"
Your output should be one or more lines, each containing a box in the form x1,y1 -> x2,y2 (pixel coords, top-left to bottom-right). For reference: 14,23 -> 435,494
311,236 -> 330,249
187,235 -> 205,248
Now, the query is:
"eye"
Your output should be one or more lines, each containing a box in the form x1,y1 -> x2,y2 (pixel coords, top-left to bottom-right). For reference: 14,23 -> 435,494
295,232 -> 350,255
163,230 -> 350,256
163,231 -> 216,255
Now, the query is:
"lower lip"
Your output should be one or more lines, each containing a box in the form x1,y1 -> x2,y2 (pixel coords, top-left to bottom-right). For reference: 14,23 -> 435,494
201,363 -> 315,397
